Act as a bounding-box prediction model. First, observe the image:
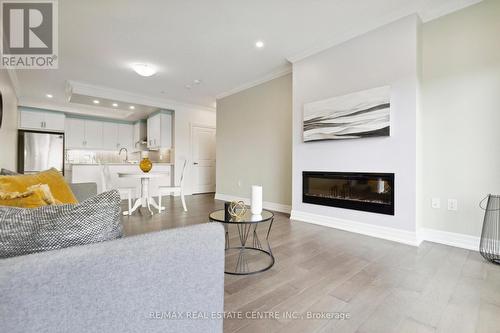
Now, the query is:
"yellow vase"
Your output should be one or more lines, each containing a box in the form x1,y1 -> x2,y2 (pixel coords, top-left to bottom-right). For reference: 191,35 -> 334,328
139,158 -> 153,173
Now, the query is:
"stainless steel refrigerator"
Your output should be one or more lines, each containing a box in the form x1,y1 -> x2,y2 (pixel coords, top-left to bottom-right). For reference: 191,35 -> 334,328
18,130 -> 65,174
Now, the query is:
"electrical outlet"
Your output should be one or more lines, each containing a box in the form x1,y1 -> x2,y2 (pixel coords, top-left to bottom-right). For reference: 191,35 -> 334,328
447,199 -> 458,211
431,198 -> 441,209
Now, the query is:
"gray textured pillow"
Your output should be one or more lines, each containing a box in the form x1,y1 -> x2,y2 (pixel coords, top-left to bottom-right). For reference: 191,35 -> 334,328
0,168 -> 18,175
0,190 -> 122,259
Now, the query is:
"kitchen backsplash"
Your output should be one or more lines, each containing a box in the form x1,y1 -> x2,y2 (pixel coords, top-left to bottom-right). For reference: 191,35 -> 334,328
66,149 -> 172,164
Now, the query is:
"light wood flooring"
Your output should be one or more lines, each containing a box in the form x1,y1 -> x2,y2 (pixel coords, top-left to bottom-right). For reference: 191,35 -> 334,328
121,193 -> 500,333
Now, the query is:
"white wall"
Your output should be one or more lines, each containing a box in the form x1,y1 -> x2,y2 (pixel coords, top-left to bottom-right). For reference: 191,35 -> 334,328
173,106 -> 216,195
292,16 -> 420,234
216,74 -> 292,207
421,0 -> 500,237
0,70 -> 18,170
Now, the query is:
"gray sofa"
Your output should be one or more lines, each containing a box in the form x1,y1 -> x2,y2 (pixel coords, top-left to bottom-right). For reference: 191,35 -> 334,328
0,183 -> 225,333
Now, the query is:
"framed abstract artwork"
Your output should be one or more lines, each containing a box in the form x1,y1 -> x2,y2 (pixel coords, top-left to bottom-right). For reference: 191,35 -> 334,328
303,86 -> 391,142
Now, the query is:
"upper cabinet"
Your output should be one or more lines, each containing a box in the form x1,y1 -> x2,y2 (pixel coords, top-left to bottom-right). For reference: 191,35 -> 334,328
118,123 -> 134,149
19,109 -> 65,132
19,107 -> 173,152
102,122 -> 133,150
84,120 -> 104,149
65,118 -> 85,148
147,112 -> 172,150
65,118 -> 103,149
65,118 -> 134,150
133,121 -> 147,151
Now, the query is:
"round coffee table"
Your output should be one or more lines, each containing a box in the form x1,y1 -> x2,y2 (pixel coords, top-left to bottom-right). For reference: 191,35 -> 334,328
209,209 -> 274,275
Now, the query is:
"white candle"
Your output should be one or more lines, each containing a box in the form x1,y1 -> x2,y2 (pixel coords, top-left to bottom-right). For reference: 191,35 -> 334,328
251,185 -> 263,215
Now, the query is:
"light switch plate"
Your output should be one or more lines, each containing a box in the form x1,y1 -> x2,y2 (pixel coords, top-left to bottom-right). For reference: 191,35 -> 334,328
431,198 -> 441,209
447,199 -> 458,211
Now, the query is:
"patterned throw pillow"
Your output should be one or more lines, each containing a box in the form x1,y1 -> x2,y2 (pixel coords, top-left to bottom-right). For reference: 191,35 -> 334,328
0,190 -> 123,259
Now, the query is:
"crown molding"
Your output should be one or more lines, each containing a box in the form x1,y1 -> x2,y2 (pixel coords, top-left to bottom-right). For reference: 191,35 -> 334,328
419,0 -> 482,23
287,0 -> 482,64
216,66 -> 292,100
67,81 -> 216,113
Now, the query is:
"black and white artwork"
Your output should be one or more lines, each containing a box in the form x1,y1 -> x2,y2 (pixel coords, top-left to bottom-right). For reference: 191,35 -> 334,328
303,86 -> 391,142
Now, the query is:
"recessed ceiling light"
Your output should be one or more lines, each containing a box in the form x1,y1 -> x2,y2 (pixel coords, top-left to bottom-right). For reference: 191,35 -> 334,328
255,40 -> 264,48
185,84 -> 192,89
193,79 -> 201,85
112,103 -> 118,107
131,63 -> 157,77
46,94 -> 53,98
93,100 -> 100,104
129,105 -> 135,110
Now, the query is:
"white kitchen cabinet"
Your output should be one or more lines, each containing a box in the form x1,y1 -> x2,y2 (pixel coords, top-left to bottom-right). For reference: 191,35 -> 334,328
147,112 -> 172,149
118,124 -> 134,149
66,118 -> 103,149
101,122 -> 133,150
44,112 -> 66,131
65,118 -> 85,148
147,114 -> 160,149
67,118 -> 134,150
19,109 -> 65,132
84,120 -> 103,149
102,122 -> 119,150
133,121 -> 146,151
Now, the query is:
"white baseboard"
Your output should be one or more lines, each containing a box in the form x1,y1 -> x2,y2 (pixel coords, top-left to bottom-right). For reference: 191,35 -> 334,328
418,228 -> 480,251
291,210 -> 421,246
214,193 -> 292,214
289,209 -> 481,251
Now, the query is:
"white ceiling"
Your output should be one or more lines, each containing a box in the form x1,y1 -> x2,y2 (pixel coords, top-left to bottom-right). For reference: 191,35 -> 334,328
13,0 -> 481,117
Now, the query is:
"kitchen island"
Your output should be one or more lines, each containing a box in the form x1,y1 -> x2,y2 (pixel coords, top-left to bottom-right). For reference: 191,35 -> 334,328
67,162 -> 173,199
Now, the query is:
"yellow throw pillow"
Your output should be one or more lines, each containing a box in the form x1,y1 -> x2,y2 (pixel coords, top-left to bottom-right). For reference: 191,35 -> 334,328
0,168 -> 77,204
0,189 -> 49,208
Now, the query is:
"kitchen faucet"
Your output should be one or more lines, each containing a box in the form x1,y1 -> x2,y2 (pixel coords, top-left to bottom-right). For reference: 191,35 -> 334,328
119,148 -> 128,162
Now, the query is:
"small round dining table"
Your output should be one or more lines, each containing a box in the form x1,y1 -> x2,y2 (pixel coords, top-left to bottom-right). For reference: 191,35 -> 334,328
118,171 -> 170,215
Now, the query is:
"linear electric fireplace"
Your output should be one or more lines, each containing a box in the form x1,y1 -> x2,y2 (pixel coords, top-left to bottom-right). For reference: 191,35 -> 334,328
303,172 -> 394,215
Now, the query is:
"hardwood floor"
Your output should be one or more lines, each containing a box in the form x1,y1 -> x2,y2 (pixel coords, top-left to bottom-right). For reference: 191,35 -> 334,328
121,194 -> 500,333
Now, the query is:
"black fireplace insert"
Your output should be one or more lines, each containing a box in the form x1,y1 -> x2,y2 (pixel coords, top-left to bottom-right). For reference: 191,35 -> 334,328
303,171 -> 394,215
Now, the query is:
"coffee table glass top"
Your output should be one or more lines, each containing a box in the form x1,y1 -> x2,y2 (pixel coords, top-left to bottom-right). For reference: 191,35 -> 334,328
209,209 -> 273,224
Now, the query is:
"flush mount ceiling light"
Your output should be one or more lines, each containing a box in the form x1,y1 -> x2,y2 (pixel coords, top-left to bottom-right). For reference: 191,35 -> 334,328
46,94 -> 53,98
255,40 -> 264,48
185,84 -> 192,89
93,100 -> 100,104
131,63 -> 157,77
193,79 -> 201,85
112,103 -> 118,107
129,105 -> 135,110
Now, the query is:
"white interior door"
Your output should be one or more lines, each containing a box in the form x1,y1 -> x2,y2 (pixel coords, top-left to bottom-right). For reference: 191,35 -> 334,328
191,126 -> 216,194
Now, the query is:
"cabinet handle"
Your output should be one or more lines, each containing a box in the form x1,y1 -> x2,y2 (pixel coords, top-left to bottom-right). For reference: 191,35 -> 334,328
41,121 -> 44,128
